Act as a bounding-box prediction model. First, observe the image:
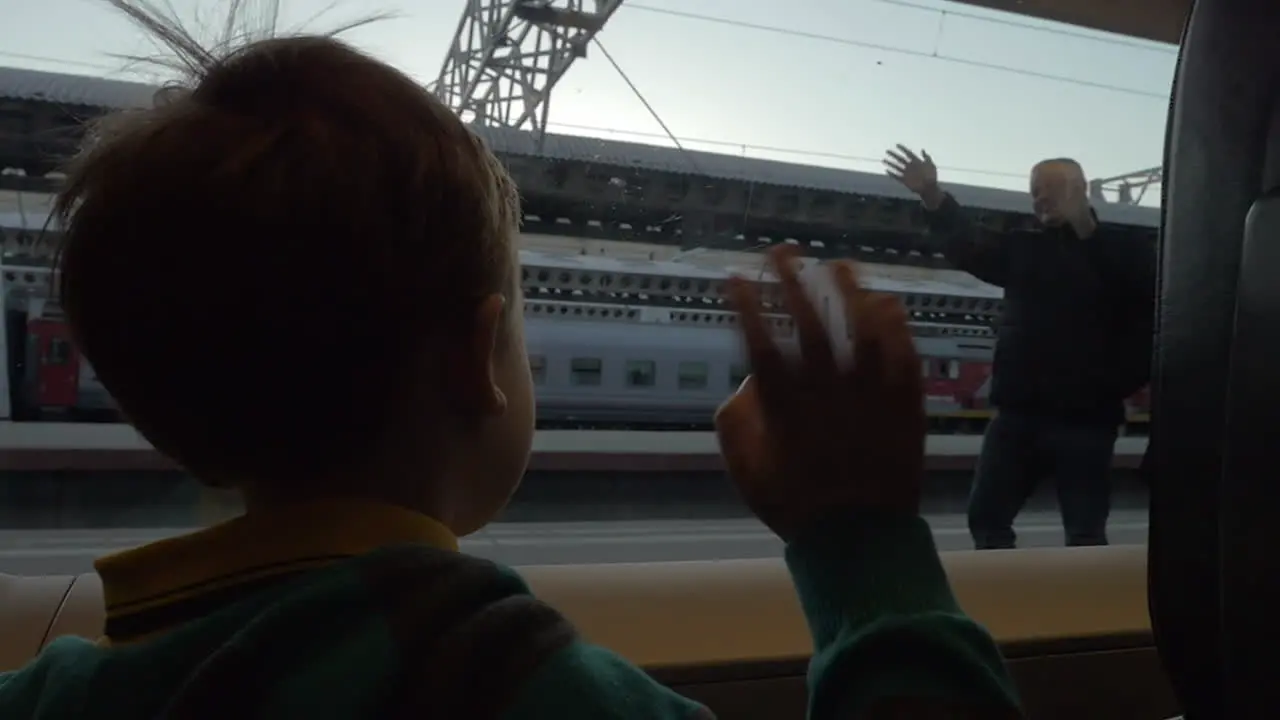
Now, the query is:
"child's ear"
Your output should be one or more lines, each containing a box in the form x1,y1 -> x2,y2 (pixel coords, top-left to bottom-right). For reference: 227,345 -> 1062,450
449,293 -> 508,419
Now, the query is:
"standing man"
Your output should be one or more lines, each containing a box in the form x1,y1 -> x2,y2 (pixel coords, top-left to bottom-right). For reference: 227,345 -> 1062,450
884,146 -> 1155,549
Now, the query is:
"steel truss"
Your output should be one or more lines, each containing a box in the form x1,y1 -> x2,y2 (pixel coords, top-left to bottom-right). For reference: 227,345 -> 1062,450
432,0 -> 625,147
1089,166 -> 1162,206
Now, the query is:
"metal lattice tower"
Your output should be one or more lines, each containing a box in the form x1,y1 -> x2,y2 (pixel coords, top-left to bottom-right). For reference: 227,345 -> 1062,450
432,0 -> 625,147
1089,166 -> 1163,205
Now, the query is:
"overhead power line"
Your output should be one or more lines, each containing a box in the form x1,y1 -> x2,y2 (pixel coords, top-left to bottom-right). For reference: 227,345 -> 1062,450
541,121 -> 1028,180
870,0 -> 1177,55
625,3 -> 1171,101
8,3 -> 1175,101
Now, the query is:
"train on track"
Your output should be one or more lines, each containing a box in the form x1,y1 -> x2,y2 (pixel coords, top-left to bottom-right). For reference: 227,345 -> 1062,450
525,314 -> 1000,433
0,62 -> 1158,436
0,246 -> 1152,434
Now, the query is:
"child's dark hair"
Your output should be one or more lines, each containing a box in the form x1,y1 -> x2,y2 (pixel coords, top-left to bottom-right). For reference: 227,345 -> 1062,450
54,1 -> 521,485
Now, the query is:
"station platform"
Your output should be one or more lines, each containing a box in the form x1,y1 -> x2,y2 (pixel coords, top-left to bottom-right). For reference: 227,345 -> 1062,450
0,422 -> 1148,473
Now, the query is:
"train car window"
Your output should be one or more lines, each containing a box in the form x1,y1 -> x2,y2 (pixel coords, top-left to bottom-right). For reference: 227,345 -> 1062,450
625,359 -> 656,388
44,337 -> 71,366
528,354 -> 546,385
728,363 -> 748,390
678,361 -> 709,390
923,359 -> 960,380
569,357 -> 603,386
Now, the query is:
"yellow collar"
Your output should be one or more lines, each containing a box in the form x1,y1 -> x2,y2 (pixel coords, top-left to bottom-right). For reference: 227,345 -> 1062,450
96,500 -> 457,641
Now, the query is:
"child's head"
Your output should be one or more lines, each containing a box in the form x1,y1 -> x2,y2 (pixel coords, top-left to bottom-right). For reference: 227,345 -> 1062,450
53,2 -> 535,535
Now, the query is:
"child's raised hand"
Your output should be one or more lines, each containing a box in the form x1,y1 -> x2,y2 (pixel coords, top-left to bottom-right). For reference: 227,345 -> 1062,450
715,246 -> 927,541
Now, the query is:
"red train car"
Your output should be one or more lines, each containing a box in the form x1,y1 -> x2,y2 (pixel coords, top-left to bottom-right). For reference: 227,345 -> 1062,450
5,297 -> 117,421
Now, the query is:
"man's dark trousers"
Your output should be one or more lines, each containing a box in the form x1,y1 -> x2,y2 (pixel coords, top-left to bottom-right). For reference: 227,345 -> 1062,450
968,410 -> 1118,549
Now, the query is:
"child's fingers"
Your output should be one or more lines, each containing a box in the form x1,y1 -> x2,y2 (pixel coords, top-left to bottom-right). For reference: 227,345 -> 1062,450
714,376 -> 767,485
726,276 -> 788,404
767,247 -> 836,377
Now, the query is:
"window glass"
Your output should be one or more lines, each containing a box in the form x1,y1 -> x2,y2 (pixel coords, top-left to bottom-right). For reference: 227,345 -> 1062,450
45,337 -> 71,365
570,357 -> 603,386
0,2 -> 1171,561
931,359 -> 961,380
529,354 -> 546,385
677,361 -> 709,390
625,359 -> 656,387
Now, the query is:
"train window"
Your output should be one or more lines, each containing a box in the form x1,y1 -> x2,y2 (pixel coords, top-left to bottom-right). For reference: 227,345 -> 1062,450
45,337 -> 72,366
529,354 -> 546,385
929,359 -> 959,380
922,359 -> 932,378
625,359 -> 656,387
570,357 -> 603,386
729,363 -> 748,390
678,361 -> 709,390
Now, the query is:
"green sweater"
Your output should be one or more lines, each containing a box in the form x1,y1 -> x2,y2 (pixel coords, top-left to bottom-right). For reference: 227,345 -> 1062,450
0,512 -> 1021,719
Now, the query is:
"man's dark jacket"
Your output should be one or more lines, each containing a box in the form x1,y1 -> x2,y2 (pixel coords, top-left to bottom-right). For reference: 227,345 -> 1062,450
924,193 -> 1156,424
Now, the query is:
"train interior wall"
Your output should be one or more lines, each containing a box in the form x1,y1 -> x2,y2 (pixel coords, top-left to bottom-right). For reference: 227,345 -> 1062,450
0,468 -> 1152,529
656,645 -> 1179,720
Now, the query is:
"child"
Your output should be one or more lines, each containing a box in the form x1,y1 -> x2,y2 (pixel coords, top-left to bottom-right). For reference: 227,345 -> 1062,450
0,2 -> 1022,718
